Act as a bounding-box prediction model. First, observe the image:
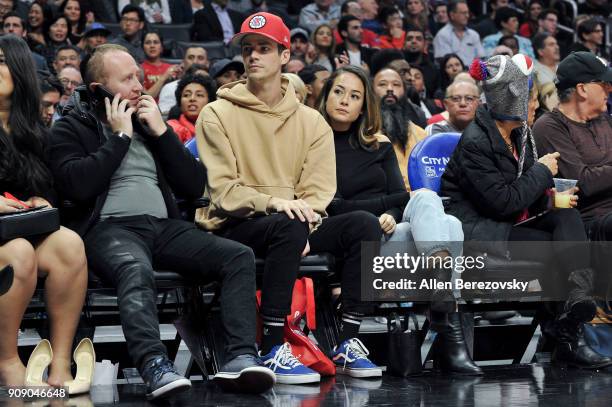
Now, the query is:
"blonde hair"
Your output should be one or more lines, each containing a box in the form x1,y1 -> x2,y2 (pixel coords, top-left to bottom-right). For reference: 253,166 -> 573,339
85,44 -> 130,85
283,73 -> 307,103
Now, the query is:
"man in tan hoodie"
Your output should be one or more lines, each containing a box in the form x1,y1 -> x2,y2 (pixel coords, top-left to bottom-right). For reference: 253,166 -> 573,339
196,13 -> 383,384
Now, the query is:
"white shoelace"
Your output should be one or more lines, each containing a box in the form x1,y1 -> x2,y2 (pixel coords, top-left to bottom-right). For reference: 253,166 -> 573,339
270,343 -> 302,370
344,338 -> 370,362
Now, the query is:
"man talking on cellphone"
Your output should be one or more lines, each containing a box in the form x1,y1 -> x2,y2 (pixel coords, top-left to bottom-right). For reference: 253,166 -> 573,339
48,44 -> 275,400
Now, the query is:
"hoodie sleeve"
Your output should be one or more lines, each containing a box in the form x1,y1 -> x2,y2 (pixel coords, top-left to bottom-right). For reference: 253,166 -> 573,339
294,116 -> 337,216
196,109 -> 272,218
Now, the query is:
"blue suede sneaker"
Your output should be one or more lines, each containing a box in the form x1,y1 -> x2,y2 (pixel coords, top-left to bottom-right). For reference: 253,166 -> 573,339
259,343 -> 321,385
332,338 -> 382,378
141,356 -> 191,400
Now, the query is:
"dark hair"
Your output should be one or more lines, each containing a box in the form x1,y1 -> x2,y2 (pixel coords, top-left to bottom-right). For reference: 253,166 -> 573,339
538,9 -> 558,21
0,36 -> 52,197
498,34 -> 518,47
370,49 -> 404,77
447,0 -> 467,14
2,11 -> 23,26
121,4 -> 145,22
494,7 -> 519,30
318,65 -> 381,151
378,7 -> 400,24
184,63 -> 208,77
340,0 -> 358,14
532,32 -> 552,54
404,23 -> 425,34
298,64 -> 328,85
40,74 -> 63,94
557,86 -> 575,103
174,74 -> 217,109
27,1 -> 54,32
142,31 -> 164,59
337,14 -> 360,38
44,15 -> 71,44
54,44 -> 80,59
577,18 -> 603,42
440,53 -> 465,90
60,0 -> 86,35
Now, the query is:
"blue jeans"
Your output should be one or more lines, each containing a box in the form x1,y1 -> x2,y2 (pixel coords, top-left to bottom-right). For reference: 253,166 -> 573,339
380,190 -> 463,259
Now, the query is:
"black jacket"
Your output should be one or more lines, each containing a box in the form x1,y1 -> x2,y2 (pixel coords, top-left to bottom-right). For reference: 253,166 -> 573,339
191,0 -> 244,42
440,107 -> 553,247
48,87 -> 206,237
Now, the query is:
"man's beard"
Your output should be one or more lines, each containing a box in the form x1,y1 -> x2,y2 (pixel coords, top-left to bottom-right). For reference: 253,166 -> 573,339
380,95 -> 409,150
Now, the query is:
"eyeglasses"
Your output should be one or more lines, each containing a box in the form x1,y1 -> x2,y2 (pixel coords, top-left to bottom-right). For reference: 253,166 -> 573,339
59,78 -> 81,88
445,95 -> 479,103
121,17 -> 140,24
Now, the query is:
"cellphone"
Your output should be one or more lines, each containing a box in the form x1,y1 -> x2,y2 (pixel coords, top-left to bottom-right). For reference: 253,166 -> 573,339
513,210 -> 550,227
91,84 -> 151,136
0,205 -> 48,217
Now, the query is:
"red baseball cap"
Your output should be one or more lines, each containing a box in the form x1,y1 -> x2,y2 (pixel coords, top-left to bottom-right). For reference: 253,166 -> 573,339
231,12 -> 290,49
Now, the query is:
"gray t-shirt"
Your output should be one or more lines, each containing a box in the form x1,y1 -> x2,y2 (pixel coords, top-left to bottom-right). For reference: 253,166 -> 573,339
100,126 -> 168,220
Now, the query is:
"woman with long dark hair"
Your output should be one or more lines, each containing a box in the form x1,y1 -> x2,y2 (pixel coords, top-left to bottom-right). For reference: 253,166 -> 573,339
439,53 -> 465,95
60,0 -> 87,45
35,15 -> 72,69
26,1 -> 54,48
0,36 -> 90,392
319,65 -> 482,376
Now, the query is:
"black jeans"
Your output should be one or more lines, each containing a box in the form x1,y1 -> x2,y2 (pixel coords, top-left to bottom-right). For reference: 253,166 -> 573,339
85,215 -> 257,371
584,212 -> 612,297
220,211 -> 382,318
508,208 -> 590,275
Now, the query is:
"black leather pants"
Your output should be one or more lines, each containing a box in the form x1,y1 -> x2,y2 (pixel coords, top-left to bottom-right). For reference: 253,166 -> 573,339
85,215 -> 257,371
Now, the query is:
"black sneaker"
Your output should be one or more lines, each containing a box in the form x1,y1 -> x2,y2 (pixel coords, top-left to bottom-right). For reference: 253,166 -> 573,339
213,354 -> 275,393
141,356 -> 192,400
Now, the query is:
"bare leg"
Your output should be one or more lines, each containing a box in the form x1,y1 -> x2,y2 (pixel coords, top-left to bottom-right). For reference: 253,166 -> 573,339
35,227 -> 88,387
0,239 -> 37,386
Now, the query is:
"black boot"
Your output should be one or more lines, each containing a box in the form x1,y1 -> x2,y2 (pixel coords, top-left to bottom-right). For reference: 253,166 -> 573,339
432,312 -> 483,376
552,315 -> 612,369
565,268 -> 597,322
430,262 -> 455,314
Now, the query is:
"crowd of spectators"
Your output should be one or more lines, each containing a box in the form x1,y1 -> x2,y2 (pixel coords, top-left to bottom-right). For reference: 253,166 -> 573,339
0,0 -> 606,136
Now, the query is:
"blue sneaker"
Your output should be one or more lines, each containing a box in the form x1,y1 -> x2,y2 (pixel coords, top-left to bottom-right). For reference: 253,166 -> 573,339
332,338 -> 382,378
260,343 -> 321,384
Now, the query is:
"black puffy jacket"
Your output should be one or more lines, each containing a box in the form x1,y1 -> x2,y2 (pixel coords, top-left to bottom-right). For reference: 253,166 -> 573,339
440,107 -> 553,246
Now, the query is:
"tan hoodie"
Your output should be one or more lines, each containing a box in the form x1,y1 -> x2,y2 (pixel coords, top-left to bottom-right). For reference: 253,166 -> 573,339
195,77 -> 336,231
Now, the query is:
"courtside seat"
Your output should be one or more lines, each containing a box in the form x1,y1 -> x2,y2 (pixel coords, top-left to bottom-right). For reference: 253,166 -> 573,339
150,23 -> 192,43
408,132 -> 461,192
87,270 -> 187,290
175,41 -> 227,60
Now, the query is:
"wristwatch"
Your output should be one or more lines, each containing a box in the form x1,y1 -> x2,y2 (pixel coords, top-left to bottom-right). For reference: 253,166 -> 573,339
114,131 -> 131,142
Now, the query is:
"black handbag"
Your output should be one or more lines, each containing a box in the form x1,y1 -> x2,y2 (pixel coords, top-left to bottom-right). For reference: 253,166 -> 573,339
387,311 -> 423,377
0,207 -> 60,242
